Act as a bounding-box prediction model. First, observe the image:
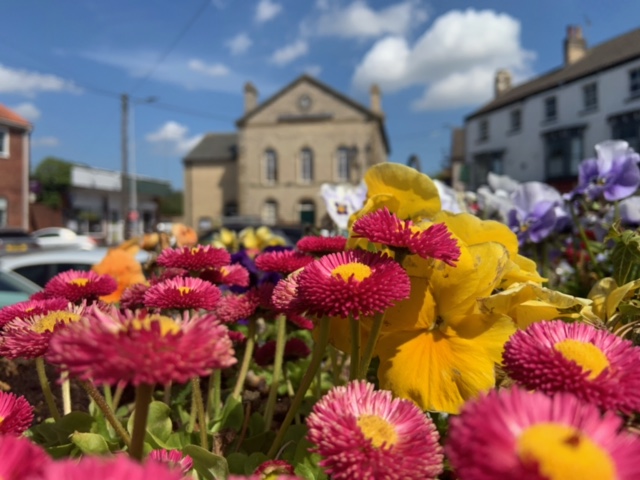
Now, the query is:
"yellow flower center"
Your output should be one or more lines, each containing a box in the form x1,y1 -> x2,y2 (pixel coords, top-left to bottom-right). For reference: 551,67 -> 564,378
331,263 -> 372,282
356,414 -> 398,448
69,278 -> 89,287
190,247 -> 201,255
554,339 -> 609,379
31,311 -> 81,334
130,315 -> 181,336
517,423 -> 615,480
177,286 -> 192,296
219,266 -> 229,276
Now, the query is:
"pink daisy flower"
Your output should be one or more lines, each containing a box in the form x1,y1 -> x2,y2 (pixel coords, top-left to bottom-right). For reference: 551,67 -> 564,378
286,313 -> 314,330
214,292 -> 260,324
255,250 -> 314,275
256,281 -> 278,312
157,245 -> 230,271
229,476 -> 300,480
149,449 -> 194,474
503,320 -> 640,414
446,387 -> 640,480
144,277 -> 221,310
0,435 -> 50,480
254,338 -> 311,367
0,297 -> 69,327
352,207 -> 461,266
255,460 -> 296,477
296,250 -> 410,319
0,392 -> 34,435
150,268 -> 189,285
200,264 -> 250,287
47,307 -> 236,386
38,455 -> 185,480
43,270 -> 118,303
0,305 -> 86,359
307,381 -> 443,480
296,236 -> 347,255
120,283 -> 150,310
272,272 -> 307,317
227,329 -> 247,344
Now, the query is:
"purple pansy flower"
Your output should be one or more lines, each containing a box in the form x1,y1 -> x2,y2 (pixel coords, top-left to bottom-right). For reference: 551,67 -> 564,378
571,140 -> 640,201
508,182 -> 568,244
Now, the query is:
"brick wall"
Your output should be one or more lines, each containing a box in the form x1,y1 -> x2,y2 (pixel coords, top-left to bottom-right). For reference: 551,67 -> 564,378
0,126 -> 27,228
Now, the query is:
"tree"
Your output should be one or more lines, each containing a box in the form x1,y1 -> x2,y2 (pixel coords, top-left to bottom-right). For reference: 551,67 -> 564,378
32,157 -> 73,210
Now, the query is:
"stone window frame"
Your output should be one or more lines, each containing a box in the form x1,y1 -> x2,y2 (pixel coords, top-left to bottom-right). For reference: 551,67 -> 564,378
0,197 -> 7,227
299,147 -> 314,184
261,199 -> 278,225
263,148 -> 278,185
336,146 -> 351,182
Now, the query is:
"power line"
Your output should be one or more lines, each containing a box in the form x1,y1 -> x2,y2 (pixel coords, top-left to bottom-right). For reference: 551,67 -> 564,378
129,0 -> 211,94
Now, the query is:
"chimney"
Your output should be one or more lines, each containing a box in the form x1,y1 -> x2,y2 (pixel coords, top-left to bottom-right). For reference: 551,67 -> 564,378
564,25 -> 587,65
494,69 -> 512,98
369,84 -> 383,116
244,82 -> 258,113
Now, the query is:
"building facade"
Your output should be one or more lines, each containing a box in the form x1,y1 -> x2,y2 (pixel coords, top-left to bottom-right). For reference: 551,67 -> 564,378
0,105 -> 31,229
184,75 -> 389,230
464,27 -> 640,191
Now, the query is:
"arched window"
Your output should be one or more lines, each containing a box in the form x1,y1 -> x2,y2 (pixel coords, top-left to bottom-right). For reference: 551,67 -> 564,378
300,148 -> 314,183
261,200 -> 278,225
298,199 -> 315,225
337,146 -> 350,182
264,149 -> 278,184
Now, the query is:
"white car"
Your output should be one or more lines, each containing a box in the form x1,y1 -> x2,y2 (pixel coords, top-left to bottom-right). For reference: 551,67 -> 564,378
0,248 -> 151,288
32,227 -> 97,251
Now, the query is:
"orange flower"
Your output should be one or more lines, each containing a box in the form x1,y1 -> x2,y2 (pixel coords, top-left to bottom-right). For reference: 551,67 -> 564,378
172,224 -> 198,247
92,249 -> 146,304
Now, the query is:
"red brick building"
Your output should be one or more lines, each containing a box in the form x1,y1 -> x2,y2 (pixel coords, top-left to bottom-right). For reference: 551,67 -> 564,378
0,105 -> 31,229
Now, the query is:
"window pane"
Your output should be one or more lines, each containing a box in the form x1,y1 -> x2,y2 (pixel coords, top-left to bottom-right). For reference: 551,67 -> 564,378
301,149 -> 313,182
337,148 -> 349,181
261,201 -> 277,225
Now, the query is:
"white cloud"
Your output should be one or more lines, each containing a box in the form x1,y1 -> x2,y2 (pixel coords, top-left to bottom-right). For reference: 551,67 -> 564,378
188,59 -> 230,77
255,0 -> 282,23
312,0 -> 428,39
146,121 -> 203,156
270,40 -> 309,66
0,64 -> 79,97
352,9 -> 535,110
12,102 -> 41,121
226,33 -> 252,55
304,65 -> 323,77
32,136 -> 60,147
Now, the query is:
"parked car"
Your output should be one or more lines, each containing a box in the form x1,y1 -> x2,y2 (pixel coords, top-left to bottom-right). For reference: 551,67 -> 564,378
0,269 -> 41,307
0,228 -> 40,255
32,227 -> 97,250
0,248 -> 151,288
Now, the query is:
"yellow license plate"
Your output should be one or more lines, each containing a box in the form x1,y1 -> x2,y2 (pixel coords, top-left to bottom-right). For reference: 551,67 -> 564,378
6,244 -> 28,253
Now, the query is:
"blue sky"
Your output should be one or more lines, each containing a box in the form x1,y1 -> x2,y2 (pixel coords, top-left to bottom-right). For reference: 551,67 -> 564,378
1,0 -> 638,189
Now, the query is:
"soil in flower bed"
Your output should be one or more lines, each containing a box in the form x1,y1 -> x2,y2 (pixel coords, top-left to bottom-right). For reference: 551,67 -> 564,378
0,358 -> 89,424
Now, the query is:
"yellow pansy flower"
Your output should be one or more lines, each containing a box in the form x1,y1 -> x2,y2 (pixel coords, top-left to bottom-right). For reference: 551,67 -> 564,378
376,267 -> 515,414
479,281 -> 592,329
587,277 -> 640,322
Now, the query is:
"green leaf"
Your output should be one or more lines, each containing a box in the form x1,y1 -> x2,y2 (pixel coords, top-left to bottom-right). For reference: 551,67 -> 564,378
610,230 -> 640,285
225,452 -> 250,475
30,412 -> 95,447
45,443 -> 74,459
183,445 -> 229,480
248,412 -> 265,437
212,395 -> 243,433
70,432 -> 111,455
127,401 -> 173,449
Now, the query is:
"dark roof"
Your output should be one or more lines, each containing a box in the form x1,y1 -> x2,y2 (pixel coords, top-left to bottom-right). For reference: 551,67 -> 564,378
236,74 -> 390,153
183,133 -> 237,162
467,28 -> 640,120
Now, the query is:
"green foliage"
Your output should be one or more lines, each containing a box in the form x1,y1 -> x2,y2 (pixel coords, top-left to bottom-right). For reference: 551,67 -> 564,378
608,227 -> 640,286
183,445 -> 229,480
33,156 -> 73,209
158,191 -> 183,217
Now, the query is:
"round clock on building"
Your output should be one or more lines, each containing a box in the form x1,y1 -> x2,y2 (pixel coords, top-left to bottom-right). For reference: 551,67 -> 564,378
298,94 -> 312,111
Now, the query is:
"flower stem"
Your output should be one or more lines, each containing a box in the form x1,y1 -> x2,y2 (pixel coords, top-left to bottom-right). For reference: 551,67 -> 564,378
232,317 -> 257,399
206,370 -> 221,423
79,380 -> 132,449
35,357 -> 60,421
358,312 -> 384,379
263,314 -> 286,432
349,318 -> 360,380
112,381 -> 125,412
103,385 -> 113,410
61,371 -> 72,415
191,377 -> 208,451
130,383 -> 154,461
570,202 -> 604,278
267,316 -> 330,459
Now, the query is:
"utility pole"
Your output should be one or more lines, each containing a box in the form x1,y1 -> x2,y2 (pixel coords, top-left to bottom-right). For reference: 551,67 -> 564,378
121,93 -> 129,240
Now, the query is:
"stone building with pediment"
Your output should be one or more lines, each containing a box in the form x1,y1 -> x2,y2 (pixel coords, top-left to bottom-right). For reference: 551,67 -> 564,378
183,75 -> 389,230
